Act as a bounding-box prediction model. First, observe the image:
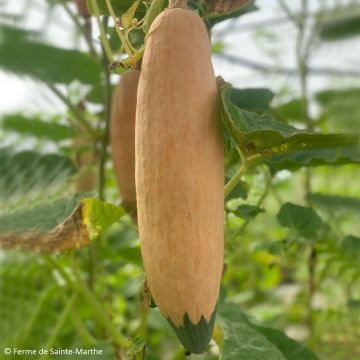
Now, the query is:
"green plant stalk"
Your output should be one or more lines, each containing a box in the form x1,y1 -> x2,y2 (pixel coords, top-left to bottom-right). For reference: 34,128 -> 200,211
59,0 -> 98,59
91,0 -> 113,62
46,82 -> 97,139
89,15 -> 112,292
105,0 -> 133,57
137,306 -> 149,339
144,0 -> 166,33
44,256 -> 131,349
280,0 -> 317,345
224,162 -> 247,198
114,47 -> 144,69
75,276 -> 132,349
41,294 -> 77,358
228,168 -> 272,245
98,18 -> 112,202
15,287 -> 54,345
71,306 -> 97,346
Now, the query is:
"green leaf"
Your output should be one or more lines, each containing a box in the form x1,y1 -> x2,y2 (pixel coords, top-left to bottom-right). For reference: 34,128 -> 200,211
220,82 -> 360,170
315,88 -> 360,132
306,193 -> 360,213
87,0 -> 146,17
225,179 -> 248,200
234,205 -> 264,220
119,247 -> 142,265
315,88 -> 360,106
275,99 -> 307,122
342,235 -> 360,255
319,15 -> 360,41
82,198 -> 125,239
212,40 -> 227,54
127,336 -> 146,355
0,25 -> 101,85
1,113 -> 75,141
231,88 -> 274,111
221,320 -> 286,360
0,195 -> 125,253
277,203 -> 323,240
219,303 -> 319,360
0,148 -> 76,207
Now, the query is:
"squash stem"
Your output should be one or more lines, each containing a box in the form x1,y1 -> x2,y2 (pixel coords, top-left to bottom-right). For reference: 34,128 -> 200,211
224,162 -> 247,198
169,0 -> 187,9
91,0 -> 113,62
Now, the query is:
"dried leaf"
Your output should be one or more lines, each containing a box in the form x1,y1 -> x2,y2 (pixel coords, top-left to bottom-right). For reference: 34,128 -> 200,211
0,203 -> 88,253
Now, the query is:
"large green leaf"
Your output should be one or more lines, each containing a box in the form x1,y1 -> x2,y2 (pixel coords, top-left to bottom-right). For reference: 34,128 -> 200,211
0,25 -> 101,85
221,320 -> 286,360
342,235 -> 360,256
318,15 -> 360,41
0,195 -> 124,253
275,99 -> 307,123
230,88 -> 274,111
86,0 -> 147,17
219,303 -> 319,360
315,88 -> 360,132
277,203 -> 323,240
0,148 -> 76,207
220,83 -> 360,170
1,113 -> 75,141
306,193 -> 360,213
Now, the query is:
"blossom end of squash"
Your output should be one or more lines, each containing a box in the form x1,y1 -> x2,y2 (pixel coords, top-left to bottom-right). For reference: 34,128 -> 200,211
167,307 -> 217,354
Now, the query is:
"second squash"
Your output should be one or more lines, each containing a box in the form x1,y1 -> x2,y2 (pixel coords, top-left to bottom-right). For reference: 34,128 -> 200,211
111,70 -> 140,219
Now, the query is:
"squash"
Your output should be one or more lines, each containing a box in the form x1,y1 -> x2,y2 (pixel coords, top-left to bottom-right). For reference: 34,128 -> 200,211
111,70 -> 140,219
136,5 -> 224,354
73,137 -> 97,192
75,0 -> 90,18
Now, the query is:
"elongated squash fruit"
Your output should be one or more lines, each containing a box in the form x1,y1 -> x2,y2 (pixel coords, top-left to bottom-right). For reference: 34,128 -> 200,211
136,6 -> 224,354
111,70 -> 140,219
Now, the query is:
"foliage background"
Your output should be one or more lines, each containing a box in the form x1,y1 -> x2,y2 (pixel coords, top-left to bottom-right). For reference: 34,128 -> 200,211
0,0 -> 360,359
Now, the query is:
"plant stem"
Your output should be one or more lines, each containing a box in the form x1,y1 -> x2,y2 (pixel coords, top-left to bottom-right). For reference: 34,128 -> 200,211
71,305 -> 97,345
44,256 -> 131,349
46,82 -> 97,138
60,0 -> 98,58
98,25 -> 112,202
105,0 -> 133,57
89,15 -> 112,291
16,287 -> 54,345
72,266 -> 131,349
229,169 -> 272,245
281,0 -> 317,343
41,294 -> 77,357
169,0 -> 187,9
91,0 -> 113,62
224,162 -> 247,198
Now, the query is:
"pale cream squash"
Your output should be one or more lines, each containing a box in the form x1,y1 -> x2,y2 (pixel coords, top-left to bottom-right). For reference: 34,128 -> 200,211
136,6 -> 224,353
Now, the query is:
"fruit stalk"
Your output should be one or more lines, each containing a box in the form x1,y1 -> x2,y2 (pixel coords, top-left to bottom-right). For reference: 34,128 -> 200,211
169,0 -> 187,9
